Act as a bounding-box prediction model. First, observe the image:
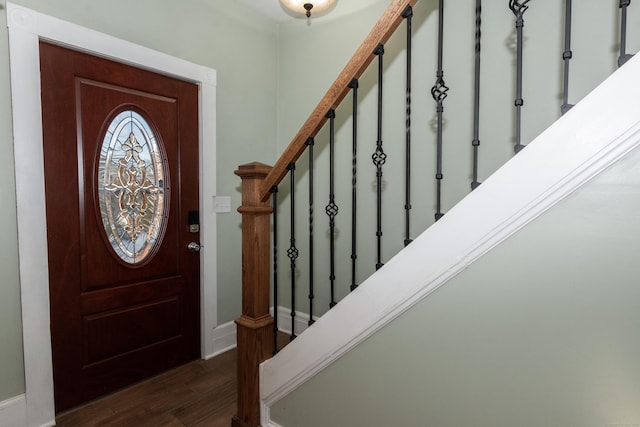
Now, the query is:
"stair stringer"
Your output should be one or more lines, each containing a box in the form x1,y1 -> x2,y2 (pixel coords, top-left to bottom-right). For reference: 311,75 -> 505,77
260,53 -> 640,426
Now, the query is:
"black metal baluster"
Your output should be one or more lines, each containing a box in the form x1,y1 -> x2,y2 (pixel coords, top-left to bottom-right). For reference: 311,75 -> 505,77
471,0 -> 482,190
561,0 -> 574,114
509,0 -> 529,154
325,110 -> 339,308
431,0 -> 448,221
306,138 -> 315,326
403,5 -> 413,246
372,44 -> 387,270
287,163 -> 298,341
618,0 -> 634,67
348,78 -> 359,291
271,186 -> 279,355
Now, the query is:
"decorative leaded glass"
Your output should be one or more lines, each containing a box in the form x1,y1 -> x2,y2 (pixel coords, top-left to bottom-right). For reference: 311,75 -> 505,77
97,110 -> 168,264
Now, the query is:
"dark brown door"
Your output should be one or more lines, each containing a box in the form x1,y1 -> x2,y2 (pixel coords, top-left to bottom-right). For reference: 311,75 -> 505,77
40,42 -> 200,412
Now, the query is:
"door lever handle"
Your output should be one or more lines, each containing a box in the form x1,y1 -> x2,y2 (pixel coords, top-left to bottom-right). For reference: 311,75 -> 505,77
187,242 -> 201,252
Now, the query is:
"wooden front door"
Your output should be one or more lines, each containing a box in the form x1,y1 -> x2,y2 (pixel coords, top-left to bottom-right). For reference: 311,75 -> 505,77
39,42 -> 201,412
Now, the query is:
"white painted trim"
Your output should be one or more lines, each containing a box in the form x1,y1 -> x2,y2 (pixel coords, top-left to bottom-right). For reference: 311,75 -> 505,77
0,395 -> 28,427
209,321 -> 237,359
261,401 -> 272,427
260,53 -> 640,422
265,419 -> 283,427
7,4 -> 217,425
207,310 -> 317,359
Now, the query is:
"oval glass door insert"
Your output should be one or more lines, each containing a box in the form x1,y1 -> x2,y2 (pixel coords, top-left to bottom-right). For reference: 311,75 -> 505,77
97,110 -> 168,264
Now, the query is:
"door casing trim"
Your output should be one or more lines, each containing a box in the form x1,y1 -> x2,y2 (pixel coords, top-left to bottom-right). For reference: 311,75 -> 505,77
7,3 -> 217,425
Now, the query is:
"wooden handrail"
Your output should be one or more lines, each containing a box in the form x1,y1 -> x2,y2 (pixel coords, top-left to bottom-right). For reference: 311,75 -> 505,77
259,0 -> 419,201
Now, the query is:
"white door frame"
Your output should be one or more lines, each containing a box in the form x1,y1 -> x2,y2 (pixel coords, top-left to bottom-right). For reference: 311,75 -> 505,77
7,4 -> 217,426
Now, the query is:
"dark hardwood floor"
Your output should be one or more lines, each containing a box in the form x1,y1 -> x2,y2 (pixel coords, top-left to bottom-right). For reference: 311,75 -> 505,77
55,333 -> 290,427
55,349 -> 237,427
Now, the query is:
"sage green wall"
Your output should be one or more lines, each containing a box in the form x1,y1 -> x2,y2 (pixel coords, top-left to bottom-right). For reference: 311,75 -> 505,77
0,1 -> 24,403
273,0 -> 639,318
272,135 -> 640,427
0,0 -> 278,402
277,0 -> 389,142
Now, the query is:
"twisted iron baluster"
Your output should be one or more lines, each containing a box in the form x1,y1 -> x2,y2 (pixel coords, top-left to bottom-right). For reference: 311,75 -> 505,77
286,163 -> 298,341
509,0 -> 529,154
403,5 -> 414,246
561,0 -> 574,114
348,78 -> 359,291
618,0 -> 634,67
372,44 -> 387,270
271,186 -> 279,355
306,138 -> 315,326
471,0 -> 482,190
431,0 -> 448,221
325,110 -> 339,308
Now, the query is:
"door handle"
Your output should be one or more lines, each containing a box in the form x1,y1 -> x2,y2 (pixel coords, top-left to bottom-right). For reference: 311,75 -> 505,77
187,242 -> 201,252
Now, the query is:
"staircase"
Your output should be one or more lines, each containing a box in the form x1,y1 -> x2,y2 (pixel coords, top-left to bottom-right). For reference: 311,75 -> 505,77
233,1 -> 640,426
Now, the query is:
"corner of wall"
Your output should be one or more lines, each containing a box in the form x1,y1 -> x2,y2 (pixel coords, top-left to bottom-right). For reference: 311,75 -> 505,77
209,321 -> 237,359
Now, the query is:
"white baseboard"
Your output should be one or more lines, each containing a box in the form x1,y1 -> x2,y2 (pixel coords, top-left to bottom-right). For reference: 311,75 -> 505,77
0,394 -> 26,427
208,321 -> 237,359
206,308 -> 314,360
271,306 -> 316,337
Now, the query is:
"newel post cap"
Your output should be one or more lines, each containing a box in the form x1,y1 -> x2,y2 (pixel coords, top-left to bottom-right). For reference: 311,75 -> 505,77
235,162 -> 273,178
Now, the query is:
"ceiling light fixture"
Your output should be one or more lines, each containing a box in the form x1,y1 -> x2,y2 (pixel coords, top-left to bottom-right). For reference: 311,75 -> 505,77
279,0 -> 338,19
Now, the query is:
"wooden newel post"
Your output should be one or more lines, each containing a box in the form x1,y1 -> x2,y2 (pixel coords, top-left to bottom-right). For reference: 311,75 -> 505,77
232,162 -> 275,427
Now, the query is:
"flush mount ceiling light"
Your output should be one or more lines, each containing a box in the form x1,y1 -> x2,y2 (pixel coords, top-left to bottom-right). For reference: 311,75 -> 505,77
279,0 -> 338,18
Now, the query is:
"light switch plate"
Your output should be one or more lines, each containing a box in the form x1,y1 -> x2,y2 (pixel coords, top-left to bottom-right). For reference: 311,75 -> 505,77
213,196 -> 231,213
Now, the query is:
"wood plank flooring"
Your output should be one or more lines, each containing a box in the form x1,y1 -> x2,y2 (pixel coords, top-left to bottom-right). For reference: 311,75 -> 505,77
55,349 -> 237,427
55,333 -> 291,427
